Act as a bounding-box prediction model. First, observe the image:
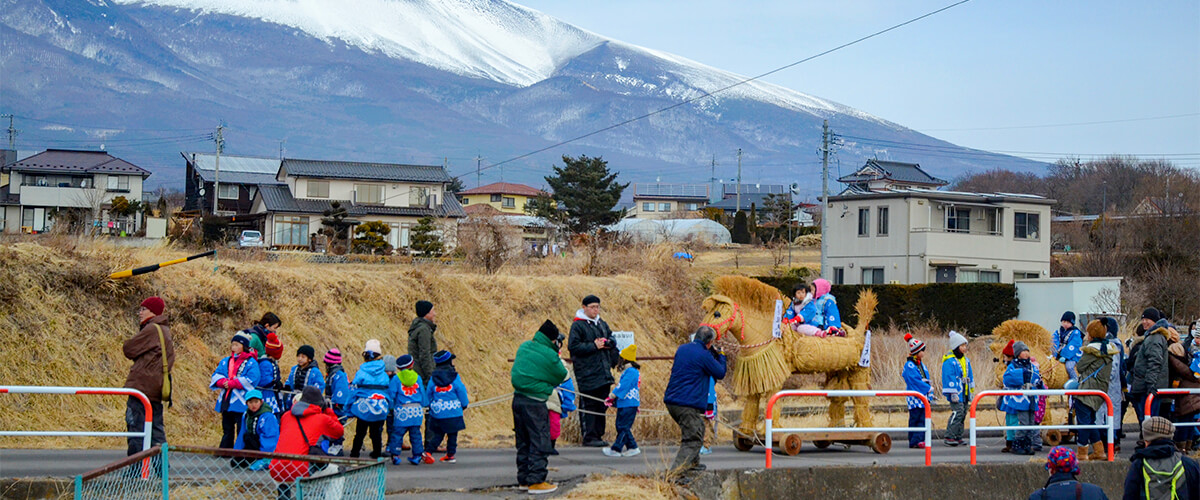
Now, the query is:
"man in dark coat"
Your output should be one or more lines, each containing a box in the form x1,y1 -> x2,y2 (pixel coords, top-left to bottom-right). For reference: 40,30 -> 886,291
1122,417 -> 1200,500
663,326 -> 726,475
123,296 -> 176,456
567,294 -> 618,447
1131,307 -> 1171,428
408,300 -> 438,384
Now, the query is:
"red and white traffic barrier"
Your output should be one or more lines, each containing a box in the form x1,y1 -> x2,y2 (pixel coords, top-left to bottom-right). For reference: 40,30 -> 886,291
1144,389 -> 1200,425
765,389 -> 933,468
969,389 -> 1113,465
0,386 -> 154,452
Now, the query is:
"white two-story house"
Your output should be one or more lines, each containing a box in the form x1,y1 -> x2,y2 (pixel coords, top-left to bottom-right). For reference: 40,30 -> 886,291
825,188 -> 1053,285
1,149 -> 151,234
250,158 -> 466,251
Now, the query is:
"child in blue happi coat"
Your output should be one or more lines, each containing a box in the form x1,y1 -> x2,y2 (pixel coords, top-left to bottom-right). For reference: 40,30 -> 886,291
425,350 -> 470,463
233,390 -> 279,470
1053,311 -> 1084,380
323,348 -> 352,420
701,376 -> 718,455
211,332 -> 262,451
782,282 -> 822,337
604,345 -> 641,457
901,333 -> 935,449
349,339 -> 390,459
284,345 -> 324,412
1003,341 -> 1043,455
388,355 -> 430,465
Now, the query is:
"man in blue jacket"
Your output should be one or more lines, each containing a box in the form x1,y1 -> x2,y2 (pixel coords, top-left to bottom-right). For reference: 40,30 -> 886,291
663,326 -> 726,475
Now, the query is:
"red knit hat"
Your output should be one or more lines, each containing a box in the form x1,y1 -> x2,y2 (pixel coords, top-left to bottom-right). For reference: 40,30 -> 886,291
265,332 -> 284,360
140,296 -> 165,316
1002,339 -> 1016,357
904,333 -> 926,356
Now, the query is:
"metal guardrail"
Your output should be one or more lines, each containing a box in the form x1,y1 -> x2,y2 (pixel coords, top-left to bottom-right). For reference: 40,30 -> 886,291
764,389 -> 933,468
0,386 -> 153,451
1144,389 -> 1200,425
969,389 -> 1114,465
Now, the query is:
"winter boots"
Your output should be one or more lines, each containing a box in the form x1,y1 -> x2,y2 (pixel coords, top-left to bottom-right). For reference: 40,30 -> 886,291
1078,446 -> 1092,461
1012,438 -> 1034,456
1090,442 -> 1107,460
1002,440 -> 1012,453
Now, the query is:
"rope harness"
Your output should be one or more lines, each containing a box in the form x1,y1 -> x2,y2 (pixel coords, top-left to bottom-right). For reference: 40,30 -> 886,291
700,301 -> 749,342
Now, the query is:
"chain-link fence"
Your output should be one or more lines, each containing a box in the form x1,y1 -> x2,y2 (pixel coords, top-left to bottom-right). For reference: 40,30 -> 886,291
75,445 -> 385,499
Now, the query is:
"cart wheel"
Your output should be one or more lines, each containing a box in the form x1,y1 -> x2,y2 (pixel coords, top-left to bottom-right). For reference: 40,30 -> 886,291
782,434 -> 803,456
1044,429 -> 1063,447
734,436 -> 755,452
871,433 -> 892,454
813,440 -> 832,449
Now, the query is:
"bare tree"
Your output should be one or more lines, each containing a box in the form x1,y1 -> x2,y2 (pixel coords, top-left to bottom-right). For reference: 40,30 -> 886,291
72,186 -> 109,236
458,214 -> 520,274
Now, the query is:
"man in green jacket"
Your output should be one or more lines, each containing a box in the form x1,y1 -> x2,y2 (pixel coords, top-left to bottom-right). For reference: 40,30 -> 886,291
511,320 -> 569,495
408,300 -> 438,384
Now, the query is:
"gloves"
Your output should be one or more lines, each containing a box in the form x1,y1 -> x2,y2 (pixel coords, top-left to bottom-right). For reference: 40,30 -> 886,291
1057,357 -> 1067,363
604,397 -> 616,408
249,458 -> 270,471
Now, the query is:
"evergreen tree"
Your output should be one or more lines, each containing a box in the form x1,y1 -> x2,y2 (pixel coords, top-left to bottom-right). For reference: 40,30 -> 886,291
542,155 -> 628,235
353,220 -> 392,254
320,201 -> 353,255
748,203 -> 759,242
732,211 -> 750,244
446,177 -> 465,194
409,216 -> 444,257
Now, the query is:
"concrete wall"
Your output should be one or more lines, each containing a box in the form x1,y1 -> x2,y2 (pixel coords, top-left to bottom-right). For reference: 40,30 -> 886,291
692,461 -> 1130,500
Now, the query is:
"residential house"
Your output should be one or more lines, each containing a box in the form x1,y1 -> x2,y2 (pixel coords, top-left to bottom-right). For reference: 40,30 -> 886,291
1,149 -> 151,234
826,188 -> 1053,285
837,159 -> 948,194
183,153 -> 283,215
1132,196 -> 1192,216
251,158 -> 466,251
462,203 -> 555,248
628,183 -> 710,219
456,182 -> 546,215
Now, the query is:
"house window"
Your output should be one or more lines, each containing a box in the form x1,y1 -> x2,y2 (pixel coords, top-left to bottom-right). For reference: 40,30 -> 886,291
306,180 -> 329,198
642,202 -> 656,212
273,215 -> 310,247
946,206 -> 970,233
1015,212 -> 1040,240
1016,271 -> 1041,280
490,194 -> 502,203
218,184 -> 239,200
833,267 -> 845,285
877,207 -> 889,236
461,197 -> 470,205
979,270 -> 1001,283
660,202 -> 671,212
857,208 -> 869,236
861,267 -> 885,285
502,197 -> 516,208
356,184 -> 384,205
410,187 -> 430,207
107,175 -> 130,192
985,208 -> 1001,235
685,203 -> 699,211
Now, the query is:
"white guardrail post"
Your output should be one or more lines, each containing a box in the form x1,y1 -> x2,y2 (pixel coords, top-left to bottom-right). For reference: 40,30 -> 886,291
969,389 -> 1113,465
765,389 -> 932,468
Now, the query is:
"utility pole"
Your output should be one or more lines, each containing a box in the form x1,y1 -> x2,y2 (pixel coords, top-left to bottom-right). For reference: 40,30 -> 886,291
820,120 -> 830,280
212,125 -> 224,215
736,148 -> 743,215
3,115 -> 15,149
279,139 -> 285,160
475,155 -> 482,188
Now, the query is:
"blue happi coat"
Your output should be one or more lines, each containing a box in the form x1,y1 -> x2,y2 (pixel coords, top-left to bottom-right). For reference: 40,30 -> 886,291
388,371 -> 427,427
940,353 -> 975,401
325,364 -> 352,417
556,377 -> 577,417
902,358 -> 933,409
612,367 -> 641,408
808,294 -> 842,330
234,410 -> 279,452
1052,326 -> 1083,363
427,373 -> 470,421
256,357 -> 283,414
349,359 -> 391,422
1002,360 -> 1043,413
210,355 -> 261,413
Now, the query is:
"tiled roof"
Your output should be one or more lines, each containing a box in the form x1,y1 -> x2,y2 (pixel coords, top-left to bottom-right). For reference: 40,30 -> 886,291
256,184 -> 466,218
6,149 -> 151,177
281,158 -> 451,183
838,159 -> 948,186
458,182 -> 546,197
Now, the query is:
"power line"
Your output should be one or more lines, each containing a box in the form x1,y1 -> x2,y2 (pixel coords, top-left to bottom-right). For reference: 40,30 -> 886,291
917,112 -> 1200,132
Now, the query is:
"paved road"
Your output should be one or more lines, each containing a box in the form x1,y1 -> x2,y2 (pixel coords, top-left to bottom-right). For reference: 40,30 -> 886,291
1,433 -> 1136,493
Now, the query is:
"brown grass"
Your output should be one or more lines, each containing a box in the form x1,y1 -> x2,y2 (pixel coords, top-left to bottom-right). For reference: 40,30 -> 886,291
564,473 -> 680,500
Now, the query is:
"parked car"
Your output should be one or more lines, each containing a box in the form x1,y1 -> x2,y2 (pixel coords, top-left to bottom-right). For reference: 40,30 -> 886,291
238,230 -> 264,248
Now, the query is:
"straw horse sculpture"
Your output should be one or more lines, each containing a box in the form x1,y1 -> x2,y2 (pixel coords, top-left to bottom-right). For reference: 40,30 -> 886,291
988,319 -> 1070,440
700,276 -> 878,438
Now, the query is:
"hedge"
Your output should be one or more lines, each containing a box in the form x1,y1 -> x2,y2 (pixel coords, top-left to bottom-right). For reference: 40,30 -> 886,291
753,278 -> 1019,335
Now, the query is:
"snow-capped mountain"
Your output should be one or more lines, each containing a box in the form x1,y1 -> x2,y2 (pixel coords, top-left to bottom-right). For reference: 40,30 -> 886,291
0,0 -> 1043,190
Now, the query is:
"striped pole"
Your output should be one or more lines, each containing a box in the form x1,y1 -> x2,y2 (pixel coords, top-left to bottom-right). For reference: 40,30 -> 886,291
109,250 -> 216,279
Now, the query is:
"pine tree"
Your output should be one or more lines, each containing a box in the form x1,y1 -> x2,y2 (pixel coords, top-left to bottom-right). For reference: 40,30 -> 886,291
320,201 -> 353,255
353,220 -> 392,254
542,155 -> 628,235
732,211 -> 750,244
446,177 -> 465,194
409,216 -> 444,257
748,203 -> 759,242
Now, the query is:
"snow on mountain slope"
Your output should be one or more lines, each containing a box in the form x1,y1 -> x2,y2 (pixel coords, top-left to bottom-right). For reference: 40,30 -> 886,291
115,0 -> 603,86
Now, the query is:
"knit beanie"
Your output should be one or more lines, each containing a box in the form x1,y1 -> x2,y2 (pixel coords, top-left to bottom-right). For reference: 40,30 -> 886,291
415,300 -> 434,318
538,319 -> 561,342
904,333 -> 926,356
395,354 -> 414,370
1143,416 -> 1175,443
1002,339 -> 1016,358
582,295 -> 601,307
382,355 -> 397,373
1103,317 -> 1120,336
297,345 -> 316,360
140,296 -> 165,316
1085,319 -> 1107,340
324,348 -> 343,364
434,350 -> 455,365
1045,446 -> 1079,476
364,339 -> 382,355
1060,311 -> 1076,325
231,332 -> 252,353
300,385 -> 325,408
1012,341 -> 1030,358
265,332 -> 284,360
948,331 -> 968,351
1143,307 -> 1162,322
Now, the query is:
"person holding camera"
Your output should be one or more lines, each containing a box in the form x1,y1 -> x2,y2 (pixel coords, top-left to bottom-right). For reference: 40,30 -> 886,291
663,326 -> 727,476
568,295 -> 619,447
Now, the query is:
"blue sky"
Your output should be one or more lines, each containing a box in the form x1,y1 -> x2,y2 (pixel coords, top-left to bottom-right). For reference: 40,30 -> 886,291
520,1 -> 1200,169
